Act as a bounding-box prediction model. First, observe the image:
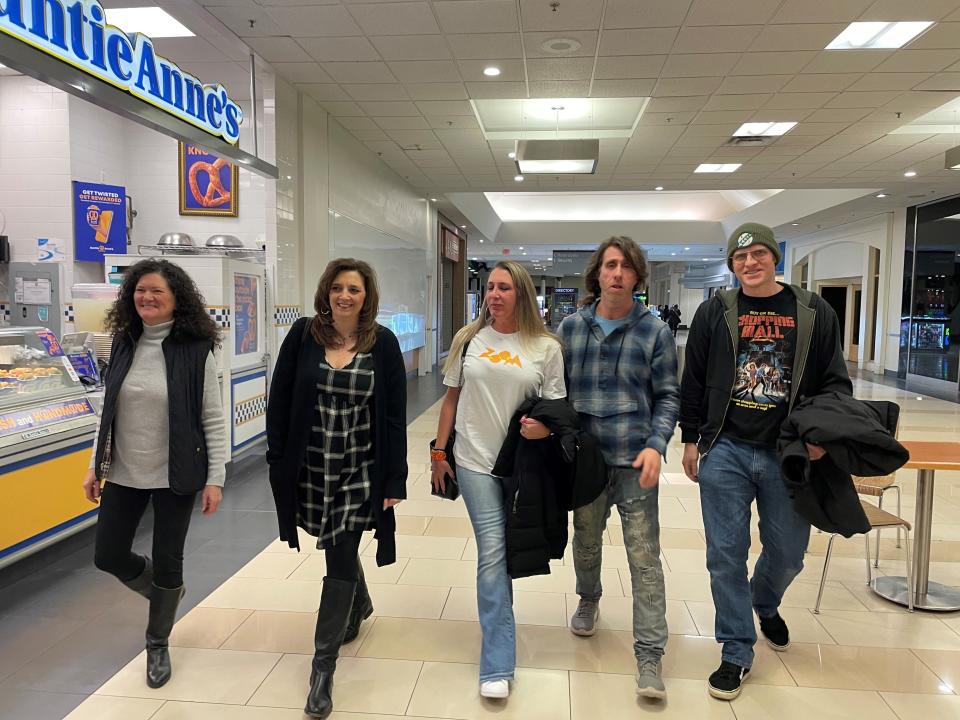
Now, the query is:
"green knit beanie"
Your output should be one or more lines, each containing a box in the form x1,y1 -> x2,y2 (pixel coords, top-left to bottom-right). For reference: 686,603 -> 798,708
726,223 -> 781,270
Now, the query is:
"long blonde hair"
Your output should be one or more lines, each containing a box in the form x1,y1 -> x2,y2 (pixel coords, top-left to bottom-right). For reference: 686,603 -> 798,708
444,260 -> 556,376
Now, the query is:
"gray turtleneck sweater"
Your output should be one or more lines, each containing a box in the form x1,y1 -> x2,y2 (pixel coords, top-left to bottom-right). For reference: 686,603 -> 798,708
89,320 -> 226,489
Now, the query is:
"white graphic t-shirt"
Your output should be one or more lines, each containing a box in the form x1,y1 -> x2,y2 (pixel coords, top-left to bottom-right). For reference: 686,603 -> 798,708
443,325 -> 566,474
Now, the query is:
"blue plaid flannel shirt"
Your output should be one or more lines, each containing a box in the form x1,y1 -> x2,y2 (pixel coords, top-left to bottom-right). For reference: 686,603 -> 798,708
557,301 -> 680,468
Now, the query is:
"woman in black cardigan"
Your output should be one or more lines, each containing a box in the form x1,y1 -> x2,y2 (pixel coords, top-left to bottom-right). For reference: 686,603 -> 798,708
266,258 -> 407,719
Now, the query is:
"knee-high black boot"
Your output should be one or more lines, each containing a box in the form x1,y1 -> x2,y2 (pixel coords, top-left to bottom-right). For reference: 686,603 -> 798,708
343,561 -> 373,644
122,556 -> 153,599
305,577 -> 356,719
145,584 -> 184,689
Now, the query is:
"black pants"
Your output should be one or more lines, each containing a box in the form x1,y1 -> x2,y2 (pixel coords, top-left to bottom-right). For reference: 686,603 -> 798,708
324,530 -> 363,582
94,482 -> 196,589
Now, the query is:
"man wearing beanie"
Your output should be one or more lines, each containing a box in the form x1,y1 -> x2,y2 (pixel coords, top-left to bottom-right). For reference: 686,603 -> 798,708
678,223 -> 851,701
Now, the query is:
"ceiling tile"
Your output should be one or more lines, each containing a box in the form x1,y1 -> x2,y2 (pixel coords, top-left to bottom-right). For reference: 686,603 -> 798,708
342,83 -> 411,101
805,108 -> 875,122
647,96 -> 710,112
909,22 -> 960,48
523,31 -> 598,58
590,79 -> 657,97
389,61 -> 462,83
434,1 -> 519,34
336,116 -> 379,131
358,100 -> 423,116
802,50 -> 892,73
373,116 -> 431,130
703,94 -> 771,110
528,81 -> 592,97
246,37 -> 313,63
405,83 -> 469,100
672,26 -> 763,54
782,73 -> 862,92
426,115 -> 481,129
457,59 -> 526,82
415,100 -> 473,115
370,36 -> 453,61
694,110 -> 756,124
348,128 -> 390,141
205,7 -> 283,37
388,130 -> 442,147
653,77 -> 723,96
448,33 -> 523,60
265,6 -> 364,36
321,62 -> 397,83
914,72 -> 960,90
152,38 -> 231,64
639,112 -> 696,125
594,56 -> 667,79
716,75 -> 792,94
297,84 -> 353,101
763,92 -> 837,109
346,2 -> 440,35
750,24 -> 846,52
825,91 -> 903,108
875,49 -> 960,72
599,28 -> 678,56
318,101 -> 366,116
465,81 -> 526,98
788,122 -> 852,135
270,63 -> 335,83
600,2 -> 687,33
519,0 -> 604,31
296,37 -> 381,62
771,0 -> 873,23
526,57 -> 595,81
846,72 -> 934,91
686,0 -> 782,26
731,51 -> 817,75
660,53 -> 741,78
435,128 -> 487,145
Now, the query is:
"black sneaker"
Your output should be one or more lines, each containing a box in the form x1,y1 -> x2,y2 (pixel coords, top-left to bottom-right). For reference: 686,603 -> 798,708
708,661 -> 750,700
758,612 -> 790,651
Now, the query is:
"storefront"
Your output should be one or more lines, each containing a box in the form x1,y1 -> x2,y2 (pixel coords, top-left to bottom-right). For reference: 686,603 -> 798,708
0,0 -> 279,566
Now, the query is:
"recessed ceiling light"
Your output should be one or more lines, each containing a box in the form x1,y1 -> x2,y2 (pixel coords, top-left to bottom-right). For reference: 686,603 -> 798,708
105,7 -> 195,37
733,122 -> 797,137
514,175 -> 524,182
507,152 -> 516,159
479,239 -> 484,243
472,257 -> 478,260
519,247 -> 524,250
483,66 -> 501,77
671,252 -> 677,256
826,21 -> 933,50
460,225 -> 467,228
695,163 -> 741,173
876,193 -> 887,198
791,223 -> 799,226
655,186 -> 664,191
430,197 -> 437,202
522,252 -> 527,255
904,171 -> 917,177
684,247 -> 690,251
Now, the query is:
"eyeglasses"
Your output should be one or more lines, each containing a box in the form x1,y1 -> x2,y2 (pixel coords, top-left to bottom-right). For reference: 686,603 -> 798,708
731,249 -> 771,265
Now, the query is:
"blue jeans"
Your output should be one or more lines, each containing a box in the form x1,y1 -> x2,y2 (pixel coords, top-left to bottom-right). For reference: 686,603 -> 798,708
457,466 -> 515,682
698,437 -> 811,669
572,467 -> 668,663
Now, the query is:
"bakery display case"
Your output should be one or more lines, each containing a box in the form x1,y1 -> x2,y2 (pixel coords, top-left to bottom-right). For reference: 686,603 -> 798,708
0,327 -> 100,569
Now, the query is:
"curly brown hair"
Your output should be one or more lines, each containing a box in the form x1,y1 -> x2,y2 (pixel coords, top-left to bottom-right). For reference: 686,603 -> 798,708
581,236 -> 648,306
311,258 -> 380,352
104,259 -> 220,342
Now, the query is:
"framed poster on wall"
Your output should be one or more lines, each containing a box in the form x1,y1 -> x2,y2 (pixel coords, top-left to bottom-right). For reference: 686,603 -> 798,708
178,142 -> 239,217
234,274 -> 259,356
72,181 -> 127,261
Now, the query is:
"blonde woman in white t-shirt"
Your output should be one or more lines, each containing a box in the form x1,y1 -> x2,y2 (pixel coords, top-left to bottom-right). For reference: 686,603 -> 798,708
431,261 -> 566,699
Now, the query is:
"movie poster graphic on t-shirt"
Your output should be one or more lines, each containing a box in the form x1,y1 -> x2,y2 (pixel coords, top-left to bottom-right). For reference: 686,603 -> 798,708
732,311 -> 795,409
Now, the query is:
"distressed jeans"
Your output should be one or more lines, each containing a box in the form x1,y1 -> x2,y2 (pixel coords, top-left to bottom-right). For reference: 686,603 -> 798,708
573,467 -> 668,662
698,437 -> 811,669
457,466 -> 516,682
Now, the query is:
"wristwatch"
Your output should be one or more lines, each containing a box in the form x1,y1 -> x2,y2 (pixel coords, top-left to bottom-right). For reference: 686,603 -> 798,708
431,447 -> 447,462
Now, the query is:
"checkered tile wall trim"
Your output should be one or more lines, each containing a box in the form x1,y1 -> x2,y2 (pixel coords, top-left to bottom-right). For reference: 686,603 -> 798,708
235,393 -> 266,426
64,305 -> 75,323
0,304 -> 9,322
274,305 -> 302,326
207,306 -> 231,328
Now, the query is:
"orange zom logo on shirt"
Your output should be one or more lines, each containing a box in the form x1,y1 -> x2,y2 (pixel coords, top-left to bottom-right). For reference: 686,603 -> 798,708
480,347 -> 523,367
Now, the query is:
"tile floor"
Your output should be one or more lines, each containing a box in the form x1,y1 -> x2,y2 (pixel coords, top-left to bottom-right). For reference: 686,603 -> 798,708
30,375 -> 960,717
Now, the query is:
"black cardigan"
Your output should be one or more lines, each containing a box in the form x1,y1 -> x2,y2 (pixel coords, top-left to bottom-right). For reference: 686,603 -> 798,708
266,317 -> 408,565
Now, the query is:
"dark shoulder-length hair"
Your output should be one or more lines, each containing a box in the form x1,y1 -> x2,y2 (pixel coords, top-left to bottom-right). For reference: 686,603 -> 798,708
311,258 -> 380,352
581,236 -> 648,306
104,258 -> 220,343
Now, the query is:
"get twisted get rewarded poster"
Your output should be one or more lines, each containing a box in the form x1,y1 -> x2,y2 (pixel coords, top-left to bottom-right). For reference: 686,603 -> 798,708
73,182 -> 127,261
179,143 -> 239,217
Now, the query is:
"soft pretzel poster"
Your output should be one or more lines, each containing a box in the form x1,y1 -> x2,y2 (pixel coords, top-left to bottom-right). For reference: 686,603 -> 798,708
72,181 -> 127,261
178,143 -> 239,217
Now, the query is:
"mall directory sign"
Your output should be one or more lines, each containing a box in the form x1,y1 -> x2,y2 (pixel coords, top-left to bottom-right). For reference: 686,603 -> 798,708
0,0 -> 243,144
73,181 -> 126,261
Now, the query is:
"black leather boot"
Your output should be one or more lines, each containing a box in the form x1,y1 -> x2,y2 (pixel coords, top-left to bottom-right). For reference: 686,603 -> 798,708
145,584 -> 184,689
343,561 -> 373,644
305,577 -> 356,719
122,556 -> 153,599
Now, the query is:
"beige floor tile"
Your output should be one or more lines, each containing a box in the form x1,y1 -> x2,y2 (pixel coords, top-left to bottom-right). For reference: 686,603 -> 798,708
424,516 -> 476,538
561,594 -> 698,636
517,565 -> 623,596
912,648 -> 960,691
516,625 -> 637,674
442,587 -> 568,626
396,498 -> 470,518
880,692 -> 960,719
96,647 -> 281,703
662,548 -> 711,574
684,601 -> 838,644
660,634 -> 795,686
362,533 -> 467,560
150,702 -> 305,719
657,509 -> 705,531
170,607 -> 253,649
234,553 -> 309,579
729,685 -> 899,720
658,527 -> 707,550
570,672 -> 736,720
814,610 -> 960,650
200,577 -> 322,612
406,662 -> 570,720
781,644 -> 948,693
357,617 -> 481,664
218,610 -> 370,656
399,558 -> 478,587
289,555 -> 409,584
368,583 -> 450,619
394,515 -> 432,535
662,570 -> 714,602
781,577 -> 870,611
63,696 -> 163,720
248,653 -> 422,714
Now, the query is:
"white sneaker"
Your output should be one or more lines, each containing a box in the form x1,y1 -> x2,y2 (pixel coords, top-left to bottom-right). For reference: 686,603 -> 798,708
480,679 -> 510,699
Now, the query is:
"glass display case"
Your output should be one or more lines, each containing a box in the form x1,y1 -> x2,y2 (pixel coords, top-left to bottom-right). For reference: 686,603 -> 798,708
0,326 -> 84,410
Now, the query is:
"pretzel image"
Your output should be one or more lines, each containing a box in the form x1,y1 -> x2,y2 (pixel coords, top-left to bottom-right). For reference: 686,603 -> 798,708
188,158 -> 232,208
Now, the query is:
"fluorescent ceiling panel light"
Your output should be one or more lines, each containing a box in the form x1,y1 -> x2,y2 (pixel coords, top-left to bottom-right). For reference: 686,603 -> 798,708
733,122 -> 796,137
515,139 -> 599,175
826,21 -> 932,50
904,170 -> 917,177
655,186 -> 664,191
473,97 -> 648,140
514,175 -> 524,182
518,159 -> 596,173
483,66 -> 501,76
695,163 -> 741,173
105,7 -> 195,37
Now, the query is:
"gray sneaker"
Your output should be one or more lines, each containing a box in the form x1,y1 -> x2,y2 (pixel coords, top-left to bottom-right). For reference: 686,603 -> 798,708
569,599 -> 599,636
636,659 -> 666,700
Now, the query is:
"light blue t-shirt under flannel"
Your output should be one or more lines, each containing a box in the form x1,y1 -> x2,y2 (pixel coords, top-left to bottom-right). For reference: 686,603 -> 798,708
594,315 -> 628,337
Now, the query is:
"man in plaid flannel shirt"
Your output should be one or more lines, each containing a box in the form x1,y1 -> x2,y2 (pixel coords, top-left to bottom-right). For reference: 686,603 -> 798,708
557,236 -> 680,701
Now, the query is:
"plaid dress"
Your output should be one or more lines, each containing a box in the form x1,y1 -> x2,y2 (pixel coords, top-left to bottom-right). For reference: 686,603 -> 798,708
297,352 -> 376,548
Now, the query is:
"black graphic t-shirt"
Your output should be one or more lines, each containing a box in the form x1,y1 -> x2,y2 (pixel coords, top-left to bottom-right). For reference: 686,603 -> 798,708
722,288 -> 797,447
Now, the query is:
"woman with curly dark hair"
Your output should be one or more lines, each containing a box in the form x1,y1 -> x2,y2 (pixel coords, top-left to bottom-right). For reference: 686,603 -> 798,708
82,258 -> 226,689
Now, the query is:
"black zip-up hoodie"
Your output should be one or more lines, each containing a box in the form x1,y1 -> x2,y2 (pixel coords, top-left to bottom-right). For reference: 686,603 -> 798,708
679,284 -> 852,454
